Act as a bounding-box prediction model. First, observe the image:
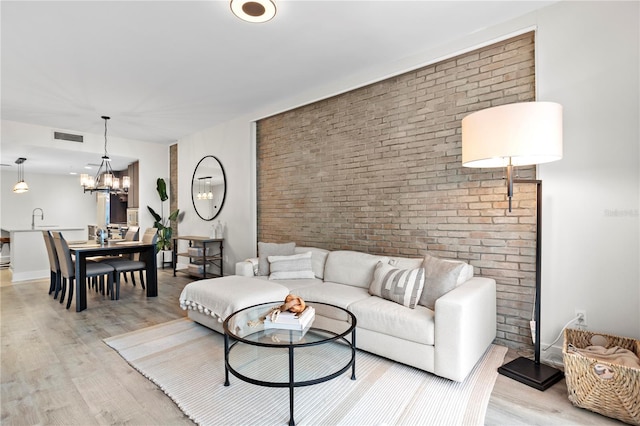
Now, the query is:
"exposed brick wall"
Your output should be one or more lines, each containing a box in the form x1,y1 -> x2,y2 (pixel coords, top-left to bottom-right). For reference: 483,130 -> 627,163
170,144 -> 178,241
257,33 -> 537,349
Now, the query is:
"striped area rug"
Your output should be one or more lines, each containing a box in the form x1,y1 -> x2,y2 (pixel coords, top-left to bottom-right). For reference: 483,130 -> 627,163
104,318 -> 506,426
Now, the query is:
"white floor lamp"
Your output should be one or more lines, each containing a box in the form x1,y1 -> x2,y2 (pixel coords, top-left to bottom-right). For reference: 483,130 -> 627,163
461,101 -> 564,391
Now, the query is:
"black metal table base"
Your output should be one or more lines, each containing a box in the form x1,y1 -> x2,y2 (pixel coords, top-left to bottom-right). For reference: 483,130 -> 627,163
224,327 -> 356,426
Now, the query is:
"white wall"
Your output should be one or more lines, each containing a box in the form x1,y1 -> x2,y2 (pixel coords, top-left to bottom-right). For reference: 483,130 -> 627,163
176,1 -> 639,351
177,118 -> 256,275
0,170 -> 96,230
1,120 -> 169,235
536,2 -> 639,347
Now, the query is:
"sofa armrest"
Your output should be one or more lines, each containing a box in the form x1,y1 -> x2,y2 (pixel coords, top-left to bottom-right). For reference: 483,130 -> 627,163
434,276 -> 496,381
235,258 -> 258,276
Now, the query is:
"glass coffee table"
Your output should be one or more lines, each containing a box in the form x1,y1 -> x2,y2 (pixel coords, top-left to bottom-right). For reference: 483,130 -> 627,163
223,301 -> 357,426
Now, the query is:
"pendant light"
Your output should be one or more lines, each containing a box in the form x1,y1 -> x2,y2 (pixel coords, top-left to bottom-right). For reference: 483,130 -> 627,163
13,158 -> 29,194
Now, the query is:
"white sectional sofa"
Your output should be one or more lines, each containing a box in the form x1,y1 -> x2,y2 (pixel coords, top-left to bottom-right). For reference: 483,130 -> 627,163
180,244 -> 496,382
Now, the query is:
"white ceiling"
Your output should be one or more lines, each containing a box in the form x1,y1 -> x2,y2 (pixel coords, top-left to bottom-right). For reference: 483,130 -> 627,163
1,0 -> 556,175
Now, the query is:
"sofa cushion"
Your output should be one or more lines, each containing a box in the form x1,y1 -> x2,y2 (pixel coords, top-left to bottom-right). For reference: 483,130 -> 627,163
420,254 -> 466,310
349,296 -> 435,345
258,242 -> 295,276
270,277 -> 323,292
368,261 -> 425,309
295,246 -> 329,279
268,252 -> 315,280
324,251 -> 390,288
293,282 -> 370,321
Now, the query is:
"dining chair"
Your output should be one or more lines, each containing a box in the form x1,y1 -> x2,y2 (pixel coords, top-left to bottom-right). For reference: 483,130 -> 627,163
102,228 -> 157,298
52,231 -> 116,309
42,230 -> 61,298
119,226 -> 141,284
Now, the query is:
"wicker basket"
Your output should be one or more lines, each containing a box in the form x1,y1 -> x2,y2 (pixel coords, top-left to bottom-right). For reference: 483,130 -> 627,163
563,328 -> 640,425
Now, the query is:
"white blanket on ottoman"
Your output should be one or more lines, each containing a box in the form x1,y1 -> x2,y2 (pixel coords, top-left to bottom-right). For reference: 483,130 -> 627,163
179,276 -> 290,323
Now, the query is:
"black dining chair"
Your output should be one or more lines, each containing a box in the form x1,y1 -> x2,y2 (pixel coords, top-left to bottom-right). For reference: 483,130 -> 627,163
42,230 -> 61,298
51,231 -> 116,309
102,228 -> 157,298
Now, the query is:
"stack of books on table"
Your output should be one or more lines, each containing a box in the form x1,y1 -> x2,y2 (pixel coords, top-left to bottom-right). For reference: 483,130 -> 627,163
264,306 -> 315,331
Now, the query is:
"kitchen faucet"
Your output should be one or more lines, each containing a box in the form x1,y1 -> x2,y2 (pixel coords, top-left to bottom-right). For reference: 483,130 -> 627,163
31,208 -> 44,229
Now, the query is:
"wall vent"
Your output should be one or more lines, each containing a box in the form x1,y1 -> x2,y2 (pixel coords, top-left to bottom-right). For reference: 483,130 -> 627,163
54,131 -> 84,143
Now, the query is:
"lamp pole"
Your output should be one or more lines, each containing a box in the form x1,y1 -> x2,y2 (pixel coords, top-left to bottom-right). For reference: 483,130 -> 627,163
497,179 -> 564,390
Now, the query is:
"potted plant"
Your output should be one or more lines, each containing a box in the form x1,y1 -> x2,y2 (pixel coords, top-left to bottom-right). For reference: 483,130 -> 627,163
147,178 -> 180,252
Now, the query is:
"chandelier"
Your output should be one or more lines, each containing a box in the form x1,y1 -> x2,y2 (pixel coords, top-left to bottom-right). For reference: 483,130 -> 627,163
81,116 -> 130,194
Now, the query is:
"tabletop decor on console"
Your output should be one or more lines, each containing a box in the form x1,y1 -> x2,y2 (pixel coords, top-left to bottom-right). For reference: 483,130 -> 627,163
223,295 -> 356,426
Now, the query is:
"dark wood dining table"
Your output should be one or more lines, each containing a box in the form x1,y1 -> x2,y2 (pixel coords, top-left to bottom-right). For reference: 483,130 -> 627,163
69,240 -> 157,312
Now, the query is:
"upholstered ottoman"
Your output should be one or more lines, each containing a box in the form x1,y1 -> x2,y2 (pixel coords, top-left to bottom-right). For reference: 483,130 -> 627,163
179,275 -> 290,333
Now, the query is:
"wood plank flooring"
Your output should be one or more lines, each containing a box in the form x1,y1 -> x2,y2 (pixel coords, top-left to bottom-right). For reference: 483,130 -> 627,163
1,269 -> 625,425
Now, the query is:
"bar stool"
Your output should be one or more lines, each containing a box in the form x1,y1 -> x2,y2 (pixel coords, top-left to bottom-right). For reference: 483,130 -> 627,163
0,236 -> 10,270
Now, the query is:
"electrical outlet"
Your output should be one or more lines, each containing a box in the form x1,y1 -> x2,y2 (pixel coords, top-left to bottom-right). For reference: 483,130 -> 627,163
575,309 -> 587,328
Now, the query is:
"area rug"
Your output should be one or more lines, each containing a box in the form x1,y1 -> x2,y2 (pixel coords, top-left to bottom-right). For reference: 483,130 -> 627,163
104,318 -> 506,426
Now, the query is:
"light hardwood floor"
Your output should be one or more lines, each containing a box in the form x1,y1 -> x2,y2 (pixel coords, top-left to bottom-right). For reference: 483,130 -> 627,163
1,268 -> 625,425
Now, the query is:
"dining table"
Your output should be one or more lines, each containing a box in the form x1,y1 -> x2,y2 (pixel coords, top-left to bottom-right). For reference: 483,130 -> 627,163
69,240 -> 157,312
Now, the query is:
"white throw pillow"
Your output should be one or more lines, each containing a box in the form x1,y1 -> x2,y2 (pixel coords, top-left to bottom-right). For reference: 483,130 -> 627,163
369,261 -> 425,309
419,253 -> 466,310
258,242 -> 296,276
268,252 -> 315,280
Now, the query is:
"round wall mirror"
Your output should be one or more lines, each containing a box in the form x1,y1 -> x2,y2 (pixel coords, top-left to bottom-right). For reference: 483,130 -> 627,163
191,155 -> 226,221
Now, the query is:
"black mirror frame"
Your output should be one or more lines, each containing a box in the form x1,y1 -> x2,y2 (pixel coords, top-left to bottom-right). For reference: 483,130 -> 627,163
191,155 -> 227,221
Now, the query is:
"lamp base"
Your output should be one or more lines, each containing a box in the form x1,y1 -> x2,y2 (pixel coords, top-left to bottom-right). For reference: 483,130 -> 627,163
498,356 -> 564,391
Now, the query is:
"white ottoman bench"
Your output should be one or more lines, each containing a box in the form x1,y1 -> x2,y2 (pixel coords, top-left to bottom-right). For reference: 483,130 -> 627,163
179,275 -> 290,334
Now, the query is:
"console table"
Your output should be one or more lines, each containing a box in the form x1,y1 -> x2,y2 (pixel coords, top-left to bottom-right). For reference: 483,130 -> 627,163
172,236 -> 223,279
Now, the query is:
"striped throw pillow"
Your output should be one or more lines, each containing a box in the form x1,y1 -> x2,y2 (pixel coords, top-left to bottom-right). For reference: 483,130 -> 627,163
268,252 -> 316,280
368,261 -> 425,309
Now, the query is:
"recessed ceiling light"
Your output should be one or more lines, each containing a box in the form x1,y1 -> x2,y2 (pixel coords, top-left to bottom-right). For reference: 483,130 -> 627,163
230,0 -> 276,23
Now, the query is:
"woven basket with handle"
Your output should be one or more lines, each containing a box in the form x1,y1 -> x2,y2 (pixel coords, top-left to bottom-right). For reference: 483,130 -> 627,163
563,328 -> 640,425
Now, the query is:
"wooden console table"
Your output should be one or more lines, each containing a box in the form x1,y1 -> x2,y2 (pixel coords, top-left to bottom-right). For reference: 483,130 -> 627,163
172,236 -> 223,279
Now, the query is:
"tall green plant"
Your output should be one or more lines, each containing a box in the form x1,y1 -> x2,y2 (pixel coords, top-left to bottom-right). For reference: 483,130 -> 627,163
147,178 -> 180,252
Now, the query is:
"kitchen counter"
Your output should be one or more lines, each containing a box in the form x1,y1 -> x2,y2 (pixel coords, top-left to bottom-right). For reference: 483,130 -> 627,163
2,227 -> 86,282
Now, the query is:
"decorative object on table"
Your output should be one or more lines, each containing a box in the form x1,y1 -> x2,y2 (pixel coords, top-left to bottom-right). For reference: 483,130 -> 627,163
281,294 -> 306,313
563,328 -> 640,425
191,155 -> 226,221
462,101 -> 564,391
95,228 -> 108,244
266,295 -> 314,331
80,116 -> 130,195
12,157 -> 29,194
147,177 -> 181,252
265,305 -> 315,331
214,220 -> 225,239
